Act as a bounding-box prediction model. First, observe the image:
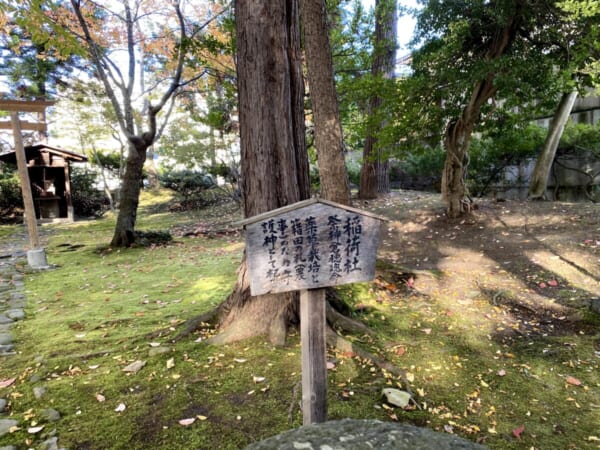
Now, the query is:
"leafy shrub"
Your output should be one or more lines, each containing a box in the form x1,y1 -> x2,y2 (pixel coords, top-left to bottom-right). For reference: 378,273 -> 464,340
159,170 -> 215,200
134,230 -> 173,247
0,170 -> 23,211
70,168 -> 108,218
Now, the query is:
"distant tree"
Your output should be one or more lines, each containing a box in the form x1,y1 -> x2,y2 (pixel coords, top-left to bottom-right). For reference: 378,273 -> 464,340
358,0 -> 397,199
528,1 -> 600,199
299,0 -> 351,205
8,0 -> 228,246
404,0 -> 594,217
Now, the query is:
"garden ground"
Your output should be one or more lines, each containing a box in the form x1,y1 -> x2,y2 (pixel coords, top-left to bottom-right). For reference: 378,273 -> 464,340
0,189 -> 598,449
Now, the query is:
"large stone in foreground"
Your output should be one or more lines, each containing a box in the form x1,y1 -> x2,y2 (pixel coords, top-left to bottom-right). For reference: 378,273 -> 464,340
244,419 -> 487,450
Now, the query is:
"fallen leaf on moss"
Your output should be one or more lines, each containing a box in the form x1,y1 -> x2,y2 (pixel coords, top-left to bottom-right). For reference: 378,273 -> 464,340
0,377 -> 16,388
566,376 -> 582,386
512,424 -> 525,439
122,360 -> 146,374
179,418 -> 195,426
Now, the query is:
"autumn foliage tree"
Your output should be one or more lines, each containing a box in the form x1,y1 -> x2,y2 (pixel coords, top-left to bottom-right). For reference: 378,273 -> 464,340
6,0 -> 229,246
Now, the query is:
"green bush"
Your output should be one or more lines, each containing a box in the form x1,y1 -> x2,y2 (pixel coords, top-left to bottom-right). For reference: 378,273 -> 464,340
159,170 -> 215,199
0,170 -> 23,210
70,168 -> 108,218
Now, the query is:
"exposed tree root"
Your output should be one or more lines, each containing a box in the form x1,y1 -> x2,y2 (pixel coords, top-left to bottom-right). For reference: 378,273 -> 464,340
325,301 -> 374,336
325,328 -> 413,398
168,308 -> 220,342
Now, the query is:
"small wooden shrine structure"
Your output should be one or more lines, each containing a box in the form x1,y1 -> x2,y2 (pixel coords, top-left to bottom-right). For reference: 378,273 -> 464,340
0,144 -> 88,221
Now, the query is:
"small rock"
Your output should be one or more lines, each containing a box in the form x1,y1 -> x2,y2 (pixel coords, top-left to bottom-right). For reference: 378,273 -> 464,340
7,300 -> 25,309
382,388 -> 412,408
0,315 -> 13,325
122,360 -> 146,374
33,386 -> 47,399
40,408 -> 61,423
39,437 -> 58,450
0,344 -> 14,354
8,293 -> 24,301
0,399 -> 7,413
29,374 -> 41,383
148,346 -> 171,357
11,274 -> 24,282
6,309 -> 24,321
0,419 -> 18,437
0,334 -> 12,346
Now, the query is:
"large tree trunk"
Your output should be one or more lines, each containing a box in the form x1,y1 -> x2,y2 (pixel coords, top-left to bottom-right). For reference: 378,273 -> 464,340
359,0 -> 397,200
528,90 -> 578,200
110,142 -> 147,247
210,0 -> 310,345
441,2 -> 524,218
299,0 -> 351,206
442,117 -> 475,217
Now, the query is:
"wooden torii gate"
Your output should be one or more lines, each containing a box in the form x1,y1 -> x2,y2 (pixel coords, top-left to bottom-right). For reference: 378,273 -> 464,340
0,99 -> 55,268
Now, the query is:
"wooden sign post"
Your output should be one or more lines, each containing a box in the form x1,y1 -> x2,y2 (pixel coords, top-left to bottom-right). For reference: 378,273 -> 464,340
240,198 -> 385,425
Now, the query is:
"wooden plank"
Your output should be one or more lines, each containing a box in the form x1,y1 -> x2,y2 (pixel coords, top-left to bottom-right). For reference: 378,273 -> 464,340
10,112 -> 40,249
0,99 -> 55,113
0,120 -> 47,131
300,288 -> 327,425
237,197 -> 387,226
246,201 -> 381,295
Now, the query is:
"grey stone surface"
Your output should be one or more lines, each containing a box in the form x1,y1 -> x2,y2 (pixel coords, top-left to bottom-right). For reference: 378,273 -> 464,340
0,445 -> 16,450
0,315 -> 13,325
0,419 -> 18,437
33,386 -> 47,399
244,419 -> 488,450
7,300 -> 25,309
5,309 -> 24,321
40,437 -> 59,450
0,399 -> 6,413
0,344 -> 13,354
0,334 -> 12,345
29,374 -> 41,383
41,408 -> 61,422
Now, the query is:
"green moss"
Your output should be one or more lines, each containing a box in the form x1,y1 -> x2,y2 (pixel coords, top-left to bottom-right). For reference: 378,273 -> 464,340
0,201 -> 599,450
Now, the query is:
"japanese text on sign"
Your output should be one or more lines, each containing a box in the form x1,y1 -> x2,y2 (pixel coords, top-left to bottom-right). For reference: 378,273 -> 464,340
244,201 -> 381,296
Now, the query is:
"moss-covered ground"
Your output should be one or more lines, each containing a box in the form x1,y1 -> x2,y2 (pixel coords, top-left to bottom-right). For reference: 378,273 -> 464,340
0,190 -> 598,449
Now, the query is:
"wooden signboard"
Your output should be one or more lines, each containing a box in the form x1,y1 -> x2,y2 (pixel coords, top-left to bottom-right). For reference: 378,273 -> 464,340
242,198 -> 384,296
240,198 -> 385,425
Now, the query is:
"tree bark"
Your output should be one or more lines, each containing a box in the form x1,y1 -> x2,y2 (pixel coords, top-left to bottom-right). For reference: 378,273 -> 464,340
359,0 -> 397,199
70,0 -> 189,247
441,2 -> 524,218
111,141 -> 147,246
528,91 -> 578,200
299,0 -> 351,206
210,0 -> 310,345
